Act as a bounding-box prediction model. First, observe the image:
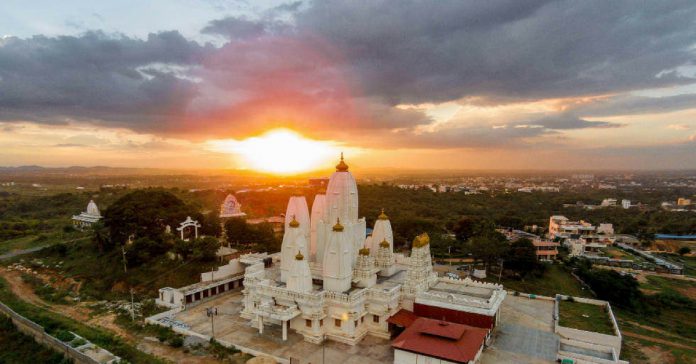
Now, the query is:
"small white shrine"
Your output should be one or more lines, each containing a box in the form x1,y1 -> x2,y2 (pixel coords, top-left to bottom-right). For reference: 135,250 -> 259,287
177,216 -> 201,241
72,200 -> 102,230
220,194 -> 246,218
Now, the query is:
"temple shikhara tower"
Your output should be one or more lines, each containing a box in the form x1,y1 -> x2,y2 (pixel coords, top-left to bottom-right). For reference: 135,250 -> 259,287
239,155 -> 506,345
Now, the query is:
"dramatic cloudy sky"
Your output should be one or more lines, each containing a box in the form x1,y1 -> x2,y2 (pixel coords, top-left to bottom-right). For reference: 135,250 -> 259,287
1,0 -> 696,170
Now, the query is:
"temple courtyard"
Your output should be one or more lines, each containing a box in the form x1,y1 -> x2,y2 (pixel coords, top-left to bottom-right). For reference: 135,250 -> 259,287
168,292 -> 394,364
163,290 -> 560,364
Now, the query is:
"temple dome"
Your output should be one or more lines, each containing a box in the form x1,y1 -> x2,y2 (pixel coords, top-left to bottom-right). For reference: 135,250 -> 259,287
86,200 -> 100,217
324,154 -> 358,224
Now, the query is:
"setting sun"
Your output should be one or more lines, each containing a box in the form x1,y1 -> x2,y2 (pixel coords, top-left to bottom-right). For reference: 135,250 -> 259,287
207,129 -> 341,174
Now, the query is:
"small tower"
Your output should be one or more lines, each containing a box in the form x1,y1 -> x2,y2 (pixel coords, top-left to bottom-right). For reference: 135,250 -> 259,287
280,215 -> 308,282
287,251 -> 313,293
353,247 -> 378,288
369,209 -> 393,254
403,233 -> 436,296
376,238 -> 396,277
322,219 -> 353,292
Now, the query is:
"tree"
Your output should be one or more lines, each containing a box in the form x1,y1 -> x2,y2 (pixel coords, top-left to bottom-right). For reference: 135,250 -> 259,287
91,221 -> 112,253
453,216 -> 496,242
637,229 -> 655,249
678,246 -> 691,256
224,218 -> 255,245
578,269 -> 645,310
192,236 -> 220,261
199,213 -> 222,237
505,238 -> 545,278
103,189 -> 194,245
126,236 -> 169,266
466,233 -> 509,269
172,238 -> 194,260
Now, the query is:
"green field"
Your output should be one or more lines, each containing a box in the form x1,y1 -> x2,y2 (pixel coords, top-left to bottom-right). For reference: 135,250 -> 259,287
490,264 -> 594,298
0,276 -> 166,364
558,300 -> 614,335
0,316 -> 70,364
616,275 -> 696,363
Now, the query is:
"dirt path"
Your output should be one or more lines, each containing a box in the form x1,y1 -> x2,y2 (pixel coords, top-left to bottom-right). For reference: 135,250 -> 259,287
623,331 -> 696,350
0,266 -> 224,364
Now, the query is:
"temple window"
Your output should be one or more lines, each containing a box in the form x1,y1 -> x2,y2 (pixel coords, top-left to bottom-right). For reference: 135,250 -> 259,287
335,319 -> 341,327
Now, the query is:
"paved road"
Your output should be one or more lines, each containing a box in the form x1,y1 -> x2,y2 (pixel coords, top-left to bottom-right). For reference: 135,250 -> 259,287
0,245 -> 49,261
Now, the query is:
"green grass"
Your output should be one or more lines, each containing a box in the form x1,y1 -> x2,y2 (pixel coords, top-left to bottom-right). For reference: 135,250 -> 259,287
489,264 -> 593,298
640,275 -> 696,292
0,230 -> 89,255
15,238 -> 219,302
558,300 -> 615,335
615,275 -> 696,363
0,316 -> 70,364
0,276 -> 166,363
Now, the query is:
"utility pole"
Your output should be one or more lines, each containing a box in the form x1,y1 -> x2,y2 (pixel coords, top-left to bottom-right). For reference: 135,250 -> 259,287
498,259 -> 504,283
121,245 -> 128,273
206,307 -> 217,338
122,243 -> 134,321
130,288 -> 135,321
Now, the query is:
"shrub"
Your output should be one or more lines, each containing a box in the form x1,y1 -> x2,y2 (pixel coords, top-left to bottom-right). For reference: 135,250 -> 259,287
54,330 -> 75,342
168,335 -> 184,348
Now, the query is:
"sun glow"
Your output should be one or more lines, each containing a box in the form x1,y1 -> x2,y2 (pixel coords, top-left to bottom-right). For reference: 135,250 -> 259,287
208,129 -> 341,174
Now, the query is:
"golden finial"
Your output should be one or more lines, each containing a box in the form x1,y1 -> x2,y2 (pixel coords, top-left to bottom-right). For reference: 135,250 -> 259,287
289,215 -> 300,228
412,233 -> 430,248
333,218 -> 344,232
378,208 -> 389,220
359,247 -> 370,256
380,239 -> 390,248
335,152 -> 349,172
295,250 -> 304,260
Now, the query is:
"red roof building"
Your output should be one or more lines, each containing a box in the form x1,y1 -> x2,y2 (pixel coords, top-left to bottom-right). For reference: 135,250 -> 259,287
392,317 -> 489,364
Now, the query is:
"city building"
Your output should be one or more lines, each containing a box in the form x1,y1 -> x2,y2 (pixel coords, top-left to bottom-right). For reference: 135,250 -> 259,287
548,216 -> 613,257
533,240 -> 560,261
677,197 -> 692,206
71,200 -> 102,229
391,317 -> 488,364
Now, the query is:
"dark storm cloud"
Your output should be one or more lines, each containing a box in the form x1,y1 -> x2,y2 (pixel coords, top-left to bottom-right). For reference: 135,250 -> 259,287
293,0 -> 696,103
202,17 -> 269,39
1,0 -> 696,145
571,93 -> 696,117
0,31 -> 208,127
372,114 -> 620,149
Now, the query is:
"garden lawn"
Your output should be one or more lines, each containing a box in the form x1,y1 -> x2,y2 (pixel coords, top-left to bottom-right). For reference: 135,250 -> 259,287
491,264 -> 594,298
558,300 -> 614,335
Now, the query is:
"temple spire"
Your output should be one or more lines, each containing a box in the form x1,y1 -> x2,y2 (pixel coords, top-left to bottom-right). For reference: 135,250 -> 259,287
335,152 -> 349,172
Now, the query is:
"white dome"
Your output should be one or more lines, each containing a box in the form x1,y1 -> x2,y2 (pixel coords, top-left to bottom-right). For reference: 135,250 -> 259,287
324,158 -> 358,225
370,215 -> 393,255
287,251 -> 313,293
86,200 -> 100,217
285,196 -> 310,242
322,223 -> 353,292
280,221 -> 308,283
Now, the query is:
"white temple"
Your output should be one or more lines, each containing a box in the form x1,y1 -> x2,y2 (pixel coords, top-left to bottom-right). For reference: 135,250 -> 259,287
72,200 -> 102,229
240,155 -> 506,345
220,194 -> 247,218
